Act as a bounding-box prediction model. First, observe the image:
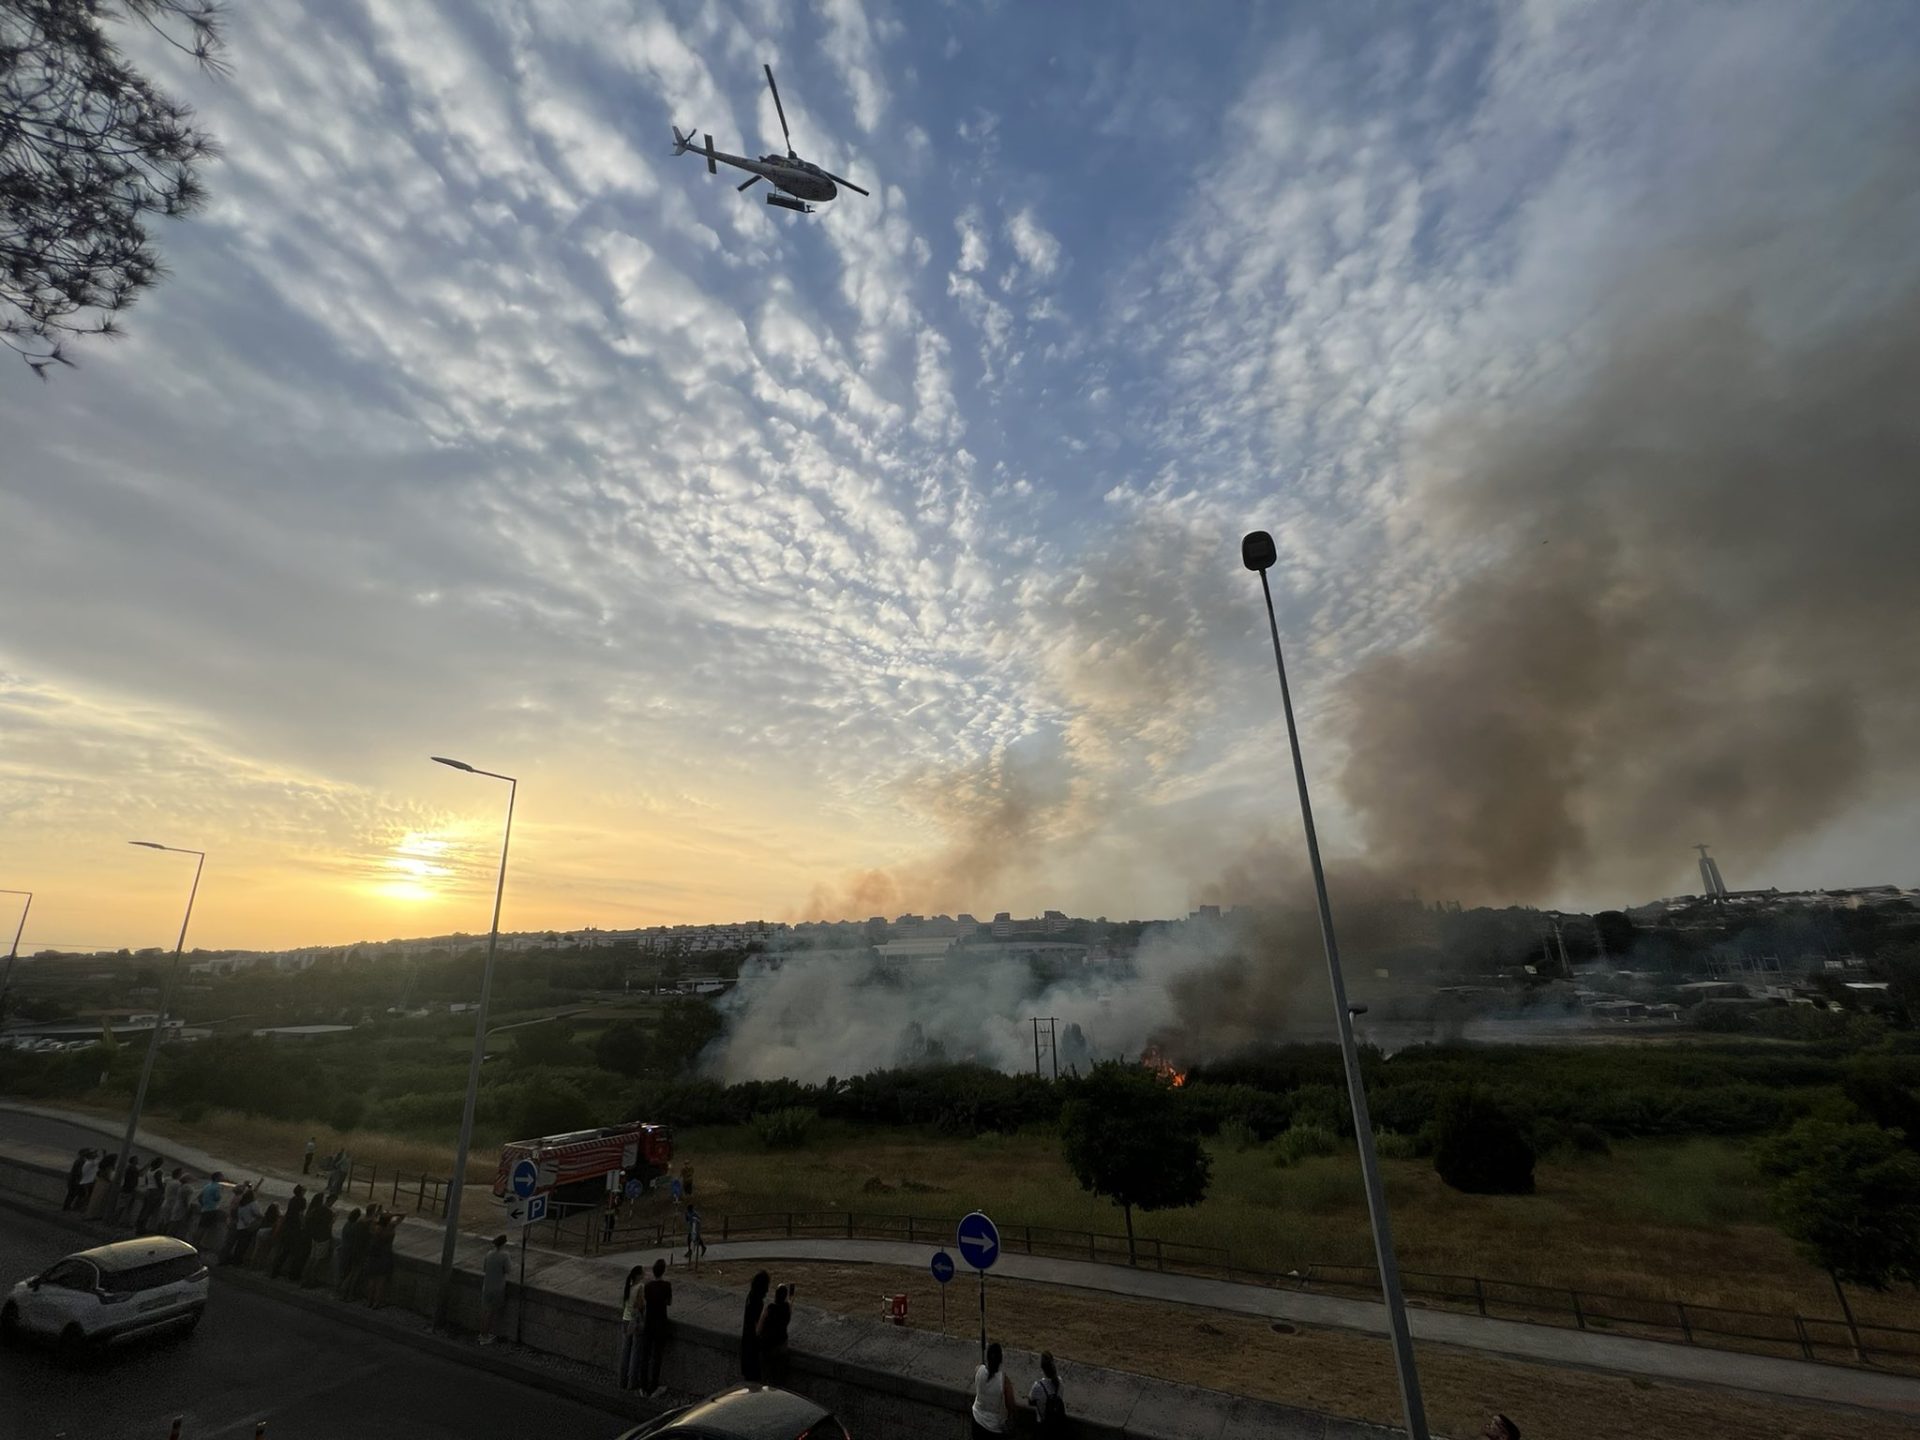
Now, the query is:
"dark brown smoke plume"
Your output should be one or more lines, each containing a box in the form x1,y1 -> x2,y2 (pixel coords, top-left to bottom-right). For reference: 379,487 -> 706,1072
1336,278 -> 1920,903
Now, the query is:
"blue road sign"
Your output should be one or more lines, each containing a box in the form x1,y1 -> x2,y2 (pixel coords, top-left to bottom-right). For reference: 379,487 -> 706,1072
526,1193 -> 549,1224
956,1211 -> 1000,1271
930,1250 -> 956,1285
510,1159 -> 540,1199
624,1177 -> 642,1201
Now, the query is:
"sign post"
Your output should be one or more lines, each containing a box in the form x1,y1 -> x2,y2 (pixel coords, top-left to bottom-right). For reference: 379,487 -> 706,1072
930,1249 -> 955,1335
501,1187 -> 550,1346
516,1223 -> 529,1344
955,1211 -> 1000,1361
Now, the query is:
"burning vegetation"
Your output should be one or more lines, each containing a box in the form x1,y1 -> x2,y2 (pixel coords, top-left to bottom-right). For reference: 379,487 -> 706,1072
1141,1044 -> 1187,1087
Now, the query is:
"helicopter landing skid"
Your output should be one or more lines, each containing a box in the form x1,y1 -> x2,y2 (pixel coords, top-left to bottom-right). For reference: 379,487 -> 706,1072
767,193 -> 813,214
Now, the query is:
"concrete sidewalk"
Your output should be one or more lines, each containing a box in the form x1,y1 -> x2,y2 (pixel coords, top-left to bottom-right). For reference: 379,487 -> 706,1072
6,1102 -> 1913,1419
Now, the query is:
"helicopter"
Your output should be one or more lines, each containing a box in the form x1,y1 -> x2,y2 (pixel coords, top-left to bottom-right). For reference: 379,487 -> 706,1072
671,64 -> 870,214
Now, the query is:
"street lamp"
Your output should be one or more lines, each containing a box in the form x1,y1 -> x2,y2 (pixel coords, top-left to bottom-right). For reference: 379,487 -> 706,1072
118,844 -> 205,1197
430,754 -> 517,1328
0,888 -> 31,1021
1241,530 -> 1430,1440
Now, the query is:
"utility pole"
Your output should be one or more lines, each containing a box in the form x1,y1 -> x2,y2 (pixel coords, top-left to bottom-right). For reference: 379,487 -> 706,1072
1028,1017 -> 1058,1079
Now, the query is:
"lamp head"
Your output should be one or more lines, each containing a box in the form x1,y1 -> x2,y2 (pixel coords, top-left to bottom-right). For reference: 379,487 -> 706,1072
1241,531 -> 1277,572
431,756 -> 475,773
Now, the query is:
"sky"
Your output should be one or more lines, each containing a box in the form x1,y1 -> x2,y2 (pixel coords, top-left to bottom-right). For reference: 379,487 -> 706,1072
2,0 -> 1917,952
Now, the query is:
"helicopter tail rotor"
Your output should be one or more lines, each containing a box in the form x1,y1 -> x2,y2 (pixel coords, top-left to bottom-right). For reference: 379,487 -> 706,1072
763,63 -> 797,158
670,125 -> 697,156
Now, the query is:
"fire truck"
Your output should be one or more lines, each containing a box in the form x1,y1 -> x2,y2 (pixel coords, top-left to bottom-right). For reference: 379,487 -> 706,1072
492,1121 -> 673,1208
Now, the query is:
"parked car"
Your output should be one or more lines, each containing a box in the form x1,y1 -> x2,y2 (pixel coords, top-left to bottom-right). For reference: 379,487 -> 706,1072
615,1385 -> 849,1440
1,1237 -> 208,1355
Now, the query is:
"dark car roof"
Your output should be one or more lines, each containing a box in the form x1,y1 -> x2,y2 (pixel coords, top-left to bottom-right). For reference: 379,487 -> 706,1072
75,1237 -> 201,1274
627,1385 -> 833,1440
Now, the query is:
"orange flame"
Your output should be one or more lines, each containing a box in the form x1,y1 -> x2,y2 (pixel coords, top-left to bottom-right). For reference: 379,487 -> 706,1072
1141,1045 -> 1188,1088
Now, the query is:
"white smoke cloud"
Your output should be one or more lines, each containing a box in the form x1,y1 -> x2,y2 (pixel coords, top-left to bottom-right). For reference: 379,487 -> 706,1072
700,896 -> 1371,1083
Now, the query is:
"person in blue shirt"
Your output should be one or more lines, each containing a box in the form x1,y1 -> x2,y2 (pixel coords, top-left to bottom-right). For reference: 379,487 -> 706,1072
194,1171 -> 226,1249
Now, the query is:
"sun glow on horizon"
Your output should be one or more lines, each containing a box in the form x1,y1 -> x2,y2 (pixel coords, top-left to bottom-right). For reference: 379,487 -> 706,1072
373,830 -> 454,903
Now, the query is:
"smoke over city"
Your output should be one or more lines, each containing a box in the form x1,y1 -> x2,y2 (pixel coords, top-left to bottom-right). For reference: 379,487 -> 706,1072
710,850 -> 1442,1082
719,118 -> 1920,1083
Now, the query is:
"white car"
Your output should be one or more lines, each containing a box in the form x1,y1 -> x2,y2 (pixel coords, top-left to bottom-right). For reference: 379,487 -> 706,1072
1,1237 -> 208,1354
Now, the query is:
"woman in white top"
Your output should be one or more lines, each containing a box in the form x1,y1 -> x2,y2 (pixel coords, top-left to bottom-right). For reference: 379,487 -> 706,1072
970,1341 -> 1015,1438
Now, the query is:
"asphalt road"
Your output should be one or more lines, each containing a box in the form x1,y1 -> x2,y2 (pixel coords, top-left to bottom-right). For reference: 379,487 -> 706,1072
0,1204 -> 627,1440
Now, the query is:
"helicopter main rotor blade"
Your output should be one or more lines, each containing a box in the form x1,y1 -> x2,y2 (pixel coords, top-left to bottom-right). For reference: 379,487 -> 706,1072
821,169 -> 869,197
738,174 -> 764,192
763,63 -> 794,155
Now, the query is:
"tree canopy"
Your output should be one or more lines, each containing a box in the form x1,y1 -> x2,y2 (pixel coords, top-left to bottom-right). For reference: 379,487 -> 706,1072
1432,1086 -> 1536,1195
2,0 -> 224,374
1058,1060 -> 1211,1262
1758,1118 -> 1920,1290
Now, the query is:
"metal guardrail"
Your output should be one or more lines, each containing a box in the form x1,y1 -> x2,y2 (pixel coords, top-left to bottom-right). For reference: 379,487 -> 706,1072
334,1162 -> 449,1217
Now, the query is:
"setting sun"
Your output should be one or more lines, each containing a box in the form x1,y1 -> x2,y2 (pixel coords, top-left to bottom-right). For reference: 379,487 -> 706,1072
375,831 -> 453,903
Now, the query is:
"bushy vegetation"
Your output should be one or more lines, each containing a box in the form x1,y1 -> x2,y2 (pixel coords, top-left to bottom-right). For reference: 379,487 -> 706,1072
1759,1119 -> 1920,1292
1432,1087 -> 1536,1195
752,1107 -> 817,1149
1059,1061 -> 1211,1262
1274,1123 -> 1341,1167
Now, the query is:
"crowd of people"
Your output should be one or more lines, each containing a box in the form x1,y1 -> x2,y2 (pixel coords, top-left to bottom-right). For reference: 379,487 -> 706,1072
59,1144 -> 403,1305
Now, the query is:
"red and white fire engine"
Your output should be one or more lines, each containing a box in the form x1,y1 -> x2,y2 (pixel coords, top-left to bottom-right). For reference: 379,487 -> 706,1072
492,1121 -> 673,1208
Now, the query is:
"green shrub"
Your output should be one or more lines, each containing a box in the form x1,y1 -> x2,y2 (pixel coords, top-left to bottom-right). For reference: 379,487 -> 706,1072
1433,1087 -> 1536,1195
1567,1121 -> 1611,1156
1216,1117 -> 1259,1152
1183,1082 -> 1289,1139
752,1107 -> 817,1150
330,1094 -> 366,1133
1287,1083 -> 1352,1137
1275,1123 -> 1340,1167
1374,1129 -> 1420,1160
507,1075 -> 596,1139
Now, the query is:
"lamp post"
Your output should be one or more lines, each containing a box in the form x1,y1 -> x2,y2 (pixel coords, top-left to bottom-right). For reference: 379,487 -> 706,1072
118,845 -> 205,1194
0,888 -> 31,1022
430,755 -> 517,1328
1241,530 -> 1429,1440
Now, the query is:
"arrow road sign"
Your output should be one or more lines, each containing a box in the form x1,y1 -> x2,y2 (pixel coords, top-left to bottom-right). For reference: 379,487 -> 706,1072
510,1159 -> 540,1199
930,1250 -> 955,1285
497,1189 -> 551,1229
956,1211 -> 1000,1271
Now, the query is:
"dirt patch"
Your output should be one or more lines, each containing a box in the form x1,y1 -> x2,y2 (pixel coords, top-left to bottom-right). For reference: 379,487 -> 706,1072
677,1258 -> 1893,1440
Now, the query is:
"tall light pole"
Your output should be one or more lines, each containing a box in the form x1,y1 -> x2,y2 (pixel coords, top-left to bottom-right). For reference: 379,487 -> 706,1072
0,888 -> 31,1023
430,755 -> 517,1328
118,845 -> 205,1194
1241,531 -> 1429,1440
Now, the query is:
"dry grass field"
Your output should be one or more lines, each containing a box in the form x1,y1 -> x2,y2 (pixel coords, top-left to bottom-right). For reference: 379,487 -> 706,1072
681,1257 -> 1888,1440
